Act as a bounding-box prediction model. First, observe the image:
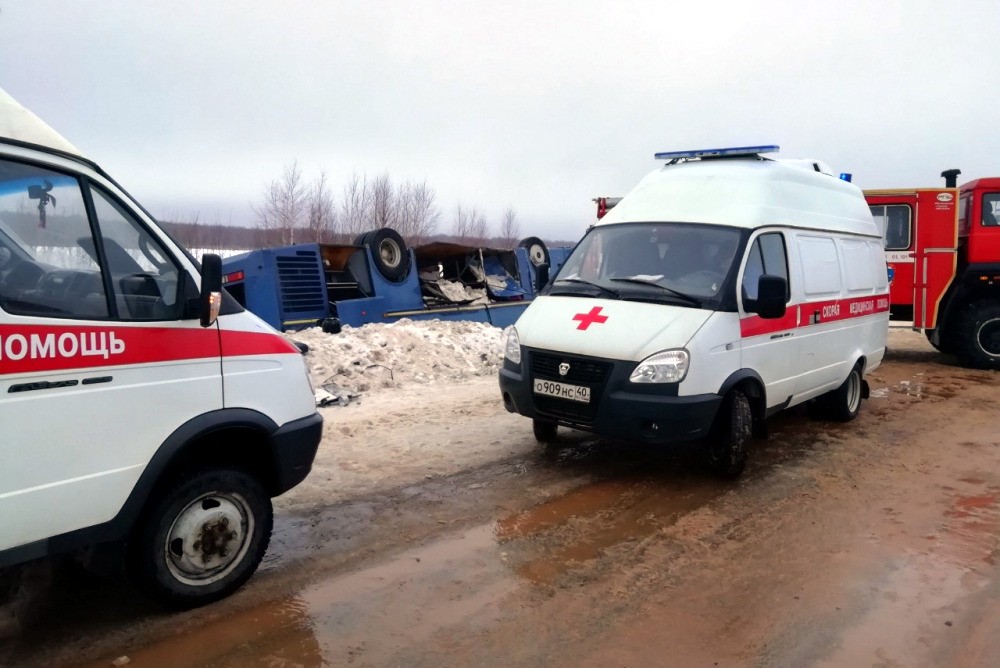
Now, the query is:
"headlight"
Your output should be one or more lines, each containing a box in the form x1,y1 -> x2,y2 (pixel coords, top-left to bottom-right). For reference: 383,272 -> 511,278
504,327 -> 521,364
629,349 -> 689,383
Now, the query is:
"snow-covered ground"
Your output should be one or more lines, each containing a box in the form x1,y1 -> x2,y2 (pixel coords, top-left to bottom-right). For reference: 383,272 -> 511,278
289,319 -> 510,399
278,319 -> 534,509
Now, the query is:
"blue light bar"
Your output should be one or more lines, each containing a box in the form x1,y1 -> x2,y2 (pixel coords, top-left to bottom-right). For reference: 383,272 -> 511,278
839,173 -> 853,182
654,145 -> 780,160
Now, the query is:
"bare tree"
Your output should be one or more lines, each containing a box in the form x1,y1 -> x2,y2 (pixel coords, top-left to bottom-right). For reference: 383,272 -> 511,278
499,206 -> 519,249
452,203 -> 472,240
369,172 -> 396,230
340,172 -> 372,240
396,180 -> 440,244
306,171 -> 337,242
468,206 -> 489,243
252,160 -> 306,246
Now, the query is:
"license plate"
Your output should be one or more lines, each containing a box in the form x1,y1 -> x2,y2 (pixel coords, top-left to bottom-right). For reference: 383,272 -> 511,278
533,379 -> 590,403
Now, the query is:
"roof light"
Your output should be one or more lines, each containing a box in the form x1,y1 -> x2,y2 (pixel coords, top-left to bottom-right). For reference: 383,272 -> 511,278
839,173 -> 853,182
654,145 -> 780,160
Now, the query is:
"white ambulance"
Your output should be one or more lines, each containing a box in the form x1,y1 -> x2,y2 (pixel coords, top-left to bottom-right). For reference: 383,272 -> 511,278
500,146 -> 889,478
0,89 -> 322,607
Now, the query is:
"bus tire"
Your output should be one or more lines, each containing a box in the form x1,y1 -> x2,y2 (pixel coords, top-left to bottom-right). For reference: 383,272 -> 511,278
519,237 -> 549,268
362,228 -> 409,282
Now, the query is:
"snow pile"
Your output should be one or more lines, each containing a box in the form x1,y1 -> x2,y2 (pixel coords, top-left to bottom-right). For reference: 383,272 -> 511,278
287,319 -> 510,396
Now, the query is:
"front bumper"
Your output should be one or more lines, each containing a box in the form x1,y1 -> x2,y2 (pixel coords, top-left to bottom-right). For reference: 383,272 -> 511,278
270,411 -> 323,495
499,350 -> 721,444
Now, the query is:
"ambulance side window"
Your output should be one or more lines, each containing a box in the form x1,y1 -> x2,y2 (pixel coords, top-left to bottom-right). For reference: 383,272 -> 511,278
90,187 -> 183,321
0,160 -> 110,319
742,233 -> 789,302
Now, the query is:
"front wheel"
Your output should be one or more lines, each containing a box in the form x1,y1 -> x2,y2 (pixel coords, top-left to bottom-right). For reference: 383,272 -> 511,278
956,301 -> 1000,370
128,468 -> 273,609
703,390 -> 752,479
533,418 -> 558,443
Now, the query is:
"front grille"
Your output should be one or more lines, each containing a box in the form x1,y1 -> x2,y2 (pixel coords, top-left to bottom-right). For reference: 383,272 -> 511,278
277,251 -> 326,313
529,351 -> 613,425
530,352 -> 610,384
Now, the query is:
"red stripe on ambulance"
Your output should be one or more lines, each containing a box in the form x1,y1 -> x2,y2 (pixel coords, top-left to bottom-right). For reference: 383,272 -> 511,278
740,295 -> 889,338
0,324 -> 298,376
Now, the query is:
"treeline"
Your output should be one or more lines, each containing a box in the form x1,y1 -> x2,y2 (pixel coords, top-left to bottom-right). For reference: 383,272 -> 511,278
161,161 -> 575,251
249,161 -> 524,249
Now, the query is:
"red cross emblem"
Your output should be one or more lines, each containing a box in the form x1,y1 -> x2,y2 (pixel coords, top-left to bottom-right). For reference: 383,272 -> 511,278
573,306 -> 609,330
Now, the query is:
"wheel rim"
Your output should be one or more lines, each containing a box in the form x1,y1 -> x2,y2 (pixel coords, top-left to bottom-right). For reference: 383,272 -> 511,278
528,244 -> 546,267
976,318 -> 1000,357
164,491 -> 254,586
378,239 -> 402,269
846,371 -> 861,413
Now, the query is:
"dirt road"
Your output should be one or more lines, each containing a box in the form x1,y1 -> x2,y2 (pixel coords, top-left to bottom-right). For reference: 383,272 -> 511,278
4,330 -> 1000,667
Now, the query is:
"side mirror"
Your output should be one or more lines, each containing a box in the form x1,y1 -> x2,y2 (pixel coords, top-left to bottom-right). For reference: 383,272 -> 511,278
200,253 -> 223,327
754,274 -> 787,319
535,262 -> 550,294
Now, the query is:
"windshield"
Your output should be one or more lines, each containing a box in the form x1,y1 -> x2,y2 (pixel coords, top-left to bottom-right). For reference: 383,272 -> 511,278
552,223 -> 742,305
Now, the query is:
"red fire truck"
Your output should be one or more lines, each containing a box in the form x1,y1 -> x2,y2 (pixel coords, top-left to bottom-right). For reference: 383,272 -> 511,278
865,170 -> 1000,369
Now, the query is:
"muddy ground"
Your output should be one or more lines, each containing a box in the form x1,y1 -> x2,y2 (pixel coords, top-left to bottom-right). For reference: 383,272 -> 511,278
3,329 -> 1000,667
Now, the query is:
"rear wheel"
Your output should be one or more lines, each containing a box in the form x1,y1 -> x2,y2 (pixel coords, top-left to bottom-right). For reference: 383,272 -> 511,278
703,390 -> 751,479
519,236 -> 549,268
128,468 -> 273,609
956,301 -> 1000,369
361,228 -> 409,282
823,363 -> 863,422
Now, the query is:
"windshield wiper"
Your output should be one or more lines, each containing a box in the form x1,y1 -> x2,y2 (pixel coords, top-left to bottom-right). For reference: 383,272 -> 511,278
553,278 -> 622,299
609,277 -> 701,306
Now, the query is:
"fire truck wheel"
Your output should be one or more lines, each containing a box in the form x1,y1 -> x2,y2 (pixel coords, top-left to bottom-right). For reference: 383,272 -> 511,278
957,301 -> 1000,370
362,228 -> 410,282
519,237 -> 550,268
824,363 -> 863,422
704,389 -> 751,480
128,468 -> 273,609
532,418 -> 558,443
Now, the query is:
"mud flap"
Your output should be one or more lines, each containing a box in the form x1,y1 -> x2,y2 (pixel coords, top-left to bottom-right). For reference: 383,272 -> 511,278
861,379 -> 870,400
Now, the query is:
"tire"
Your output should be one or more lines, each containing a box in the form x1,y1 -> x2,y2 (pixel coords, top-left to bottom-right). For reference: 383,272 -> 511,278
823,364 -> 864,422
955,301 -> 1000,370
532,418 -> 558,443
925,329 -> 942,352
127,468 -> 273,609
519,236 -> 549,269
361,228 -> 409,282
703,390 -> 752,480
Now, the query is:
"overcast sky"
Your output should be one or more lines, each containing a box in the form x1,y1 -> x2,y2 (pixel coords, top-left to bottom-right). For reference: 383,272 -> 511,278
2,0 -> 999,242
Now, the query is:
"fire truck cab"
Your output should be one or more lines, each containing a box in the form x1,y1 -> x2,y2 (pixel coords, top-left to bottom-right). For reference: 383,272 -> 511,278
865,171 -> 1000,368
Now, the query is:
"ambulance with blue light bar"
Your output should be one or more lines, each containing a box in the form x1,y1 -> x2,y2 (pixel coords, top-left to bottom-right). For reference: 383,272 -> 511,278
0,87 -> 322,609
500,145 -> 889,478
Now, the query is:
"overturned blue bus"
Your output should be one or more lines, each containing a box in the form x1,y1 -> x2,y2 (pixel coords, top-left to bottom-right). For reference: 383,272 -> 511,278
220,228 -> 571,332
